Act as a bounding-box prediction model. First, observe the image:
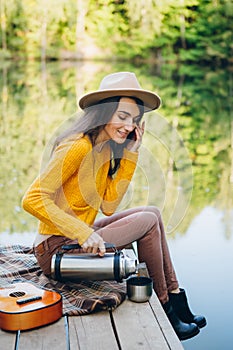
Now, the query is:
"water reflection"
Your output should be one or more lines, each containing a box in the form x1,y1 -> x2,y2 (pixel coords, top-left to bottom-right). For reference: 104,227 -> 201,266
1,60 -> 232,237
0,60 -> 232,349
169,206 -> 233,350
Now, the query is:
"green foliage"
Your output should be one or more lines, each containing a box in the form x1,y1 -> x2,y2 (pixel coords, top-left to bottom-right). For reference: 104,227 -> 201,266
178,0 -> 233,64
0,0 -> 232,65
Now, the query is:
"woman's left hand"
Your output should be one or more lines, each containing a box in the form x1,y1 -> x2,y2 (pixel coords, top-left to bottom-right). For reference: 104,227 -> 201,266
81,232 -> 106,256
126,121 -> 145,152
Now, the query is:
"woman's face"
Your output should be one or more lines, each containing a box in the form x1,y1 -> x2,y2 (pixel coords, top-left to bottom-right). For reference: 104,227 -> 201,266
102,97 -> 141,144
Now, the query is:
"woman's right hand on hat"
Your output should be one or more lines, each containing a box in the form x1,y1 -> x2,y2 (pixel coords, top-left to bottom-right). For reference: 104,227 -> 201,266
81,232 -> 106,256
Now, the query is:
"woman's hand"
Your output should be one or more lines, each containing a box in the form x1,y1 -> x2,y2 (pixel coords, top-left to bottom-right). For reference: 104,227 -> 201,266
126,121 -> 145,152
81,232 -> 106,256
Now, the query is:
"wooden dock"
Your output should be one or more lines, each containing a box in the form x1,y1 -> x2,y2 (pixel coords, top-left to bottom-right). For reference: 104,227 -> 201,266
0,291 -> 184,350
0,249 -> 184,349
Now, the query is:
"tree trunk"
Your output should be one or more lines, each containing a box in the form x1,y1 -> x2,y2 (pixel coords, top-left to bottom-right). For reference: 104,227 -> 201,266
179,0 -> 186,49
41,6 -> 47,61
0,0 -> 7,51
76,0 -> 88,59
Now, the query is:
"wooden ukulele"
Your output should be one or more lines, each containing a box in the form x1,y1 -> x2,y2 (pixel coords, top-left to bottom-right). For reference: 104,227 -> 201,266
0,282 -> 62,331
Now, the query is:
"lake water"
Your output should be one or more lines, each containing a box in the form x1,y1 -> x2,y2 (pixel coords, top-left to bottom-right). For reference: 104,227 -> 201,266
169,206 -> 233,350
0,60 -> 232,349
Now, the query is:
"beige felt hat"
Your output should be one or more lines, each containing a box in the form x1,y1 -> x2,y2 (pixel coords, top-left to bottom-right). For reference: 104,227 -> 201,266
79,72 -> 161,112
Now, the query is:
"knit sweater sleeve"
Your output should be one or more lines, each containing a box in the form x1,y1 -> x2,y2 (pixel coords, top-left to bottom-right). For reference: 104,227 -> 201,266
101,148 -> 138,215
22,137 -> 94,245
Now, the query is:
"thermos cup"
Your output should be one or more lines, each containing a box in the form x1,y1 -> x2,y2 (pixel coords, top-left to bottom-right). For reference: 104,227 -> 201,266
127,276 -> 153,302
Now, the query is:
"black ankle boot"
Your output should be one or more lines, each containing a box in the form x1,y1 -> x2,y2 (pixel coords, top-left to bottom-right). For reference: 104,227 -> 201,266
169,289 -> 207,328
162,300 -> 199,341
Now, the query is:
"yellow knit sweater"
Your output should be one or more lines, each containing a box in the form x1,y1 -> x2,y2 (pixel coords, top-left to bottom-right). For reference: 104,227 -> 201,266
22,134 -> 138,245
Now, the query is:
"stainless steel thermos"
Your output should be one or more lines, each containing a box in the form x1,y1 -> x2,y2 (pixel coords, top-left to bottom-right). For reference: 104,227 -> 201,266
51,244 -> 137,282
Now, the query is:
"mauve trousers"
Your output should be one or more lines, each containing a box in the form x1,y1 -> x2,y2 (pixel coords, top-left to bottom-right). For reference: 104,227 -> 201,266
34,206 -> 179,304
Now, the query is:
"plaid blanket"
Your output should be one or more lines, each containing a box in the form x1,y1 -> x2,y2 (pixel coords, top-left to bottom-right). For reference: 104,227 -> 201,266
0,245 -> 126,316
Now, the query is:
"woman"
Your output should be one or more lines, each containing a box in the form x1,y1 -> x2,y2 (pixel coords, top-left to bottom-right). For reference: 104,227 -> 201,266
22,72 -> 206,340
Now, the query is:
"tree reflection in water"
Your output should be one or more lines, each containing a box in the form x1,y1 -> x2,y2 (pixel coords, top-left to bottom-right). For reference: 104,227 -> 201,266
0,60 -> 232,350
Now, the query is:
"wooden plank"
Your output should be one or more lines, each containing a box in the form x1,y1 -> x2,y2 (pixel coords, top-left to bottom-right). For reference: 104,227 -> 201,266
17,318 -> 68,350
149,293 -> 184,350
112,298 -> 171,350
0,329 -> 17,350
69,311 -> 119,350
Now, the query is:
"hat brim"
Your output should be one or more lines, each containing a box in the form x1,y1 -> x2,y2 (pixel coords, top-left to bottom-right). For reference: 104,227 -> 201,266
79,89 -> 161,112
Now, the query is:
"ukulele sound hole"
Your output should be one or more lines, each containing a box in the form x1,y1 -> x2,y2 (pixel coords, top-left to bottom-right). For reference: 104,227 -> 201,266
9,291 -> 26,298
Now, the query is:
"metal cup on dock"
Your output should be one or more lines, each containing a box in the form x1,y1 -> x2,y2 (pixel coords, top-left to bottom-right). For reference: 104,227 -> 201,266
126,276 -> 153,303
